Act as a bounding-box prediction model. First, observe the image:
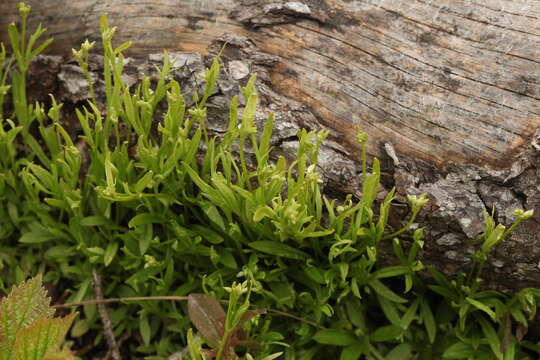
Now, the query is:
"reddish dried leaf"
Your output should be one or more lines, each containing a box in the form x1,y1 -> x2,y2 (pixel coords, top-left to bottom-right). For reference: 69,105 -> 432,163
188,294 -> 226,348
516,323 -> 528,342
201,349 -> 217,358
233,308 -> 266,336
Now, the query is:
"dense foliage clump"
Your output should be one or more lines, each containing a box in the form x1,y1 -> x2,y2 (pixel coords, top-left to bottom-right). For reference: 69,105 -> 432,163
0,3 -> 538,359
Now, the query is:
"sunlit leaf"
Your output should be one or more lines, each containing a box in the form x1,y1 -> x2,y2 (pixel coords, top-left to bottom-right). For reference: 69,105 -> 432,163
0,275 -> 55,357
13,313 -> 76,360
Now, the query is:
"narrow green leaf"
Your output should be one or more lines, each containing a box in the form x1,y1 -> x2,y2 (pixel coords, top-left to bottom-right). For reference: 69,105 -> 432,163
253,206 -> 274,222
80,216 -> 111,226
428,285 -> 454,299
248,241 -> 309,260
373,266 -> 408,279
443,342 -> 475,359
71,318 -> 90,337
128,213 -> 163,228
378,294 -> 402,326
313,329 -> 356,346
466,297 -> 496,320
420,297 -> 437,343
29,37 -> 53,59
370,325 -> 403,342
340,342 -> 367,360
192,225 -> 224,245
503,339 -> 515,360
401,298 -> 419,330
140,313 -> 151,345
203,203 -> 226,232
478,316 -> 503,359
19,231 -> 56,244
369,279 -> 407,303
133,170 -> 154,192
104,242 -> 119,266
386,343 -> 413,360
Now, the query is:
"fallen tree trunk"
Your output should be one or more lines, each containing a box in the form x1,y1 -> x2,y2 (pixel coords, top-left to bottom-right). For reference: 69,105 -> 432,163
1,0 -> 539,291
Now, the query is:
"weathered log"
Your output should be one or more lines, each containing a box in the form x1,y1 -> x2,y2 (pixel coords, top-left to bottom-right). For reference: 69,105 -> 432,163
0,0 -> 539,291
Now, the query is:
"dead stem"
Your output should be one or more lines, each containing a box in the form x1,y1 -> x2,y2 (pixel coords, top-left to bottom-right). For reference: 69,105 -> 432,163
54,294 -> 326,330
92,269 -> 121,360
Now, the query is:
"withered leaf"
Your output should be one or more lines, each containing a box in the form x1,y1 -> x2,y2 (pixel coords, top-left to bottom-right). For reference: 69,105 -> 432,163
188,293 -> 226,348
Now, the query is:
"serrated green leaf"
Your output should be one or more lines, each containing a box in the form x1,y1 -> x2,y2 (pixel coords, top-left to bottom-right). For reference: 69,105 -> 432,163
13,313 -> 76,360
0,275 -> 55,359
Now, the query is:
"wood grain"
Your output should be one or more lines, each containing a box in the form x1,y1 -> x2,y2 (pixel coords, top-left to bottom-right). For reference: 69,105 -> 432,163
1,0 -> 537,168
0,0 -> 539,290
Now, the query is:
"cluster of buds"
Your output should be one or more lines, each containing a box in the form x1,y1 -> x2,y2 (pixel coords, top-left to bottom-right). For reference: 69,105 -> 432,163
407,193 -> 429,215
514,208 -> 534,220
224,280 -> 249,296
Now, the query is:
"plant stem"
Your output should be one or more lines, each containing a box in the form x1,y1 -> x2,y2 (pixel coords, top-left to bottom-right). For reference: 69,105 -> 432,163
53,296 -> 327,330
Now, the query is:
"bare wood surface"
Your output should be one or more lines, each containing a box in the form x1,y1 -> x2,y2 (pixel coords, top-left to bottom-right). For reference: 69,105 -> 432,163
0,0 -> 539,290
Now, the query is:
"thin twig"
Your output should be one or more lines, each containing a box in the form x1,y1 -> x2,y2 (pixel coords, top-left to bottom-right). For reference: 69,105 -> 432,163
92,269 -> 121,360
54,294 -> 326,329
53,295 -> 190,308
266,308 -> 327,330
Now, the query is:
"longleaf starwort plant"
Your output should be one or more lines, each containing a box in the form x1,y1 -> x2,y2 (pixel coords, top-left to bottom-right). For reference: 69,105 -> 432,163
0,2 -> 538,359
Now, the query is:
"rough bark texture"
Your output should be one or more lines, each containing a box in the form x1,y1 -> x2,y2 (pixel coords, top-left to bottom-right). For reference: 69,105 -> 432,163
0,0 -> 539,291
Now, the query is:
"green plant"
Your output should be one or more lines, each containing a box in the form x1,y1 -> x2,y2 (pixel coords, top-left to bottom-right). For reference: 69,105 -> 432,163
0,275 -> 76,360
0,2 -> 538,359
186,281 -> 282,360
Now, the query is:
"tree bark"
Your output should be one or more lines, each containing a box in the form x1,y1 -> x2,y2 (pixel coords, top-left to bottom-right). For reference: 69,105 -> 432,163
1,0 -> 539,291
